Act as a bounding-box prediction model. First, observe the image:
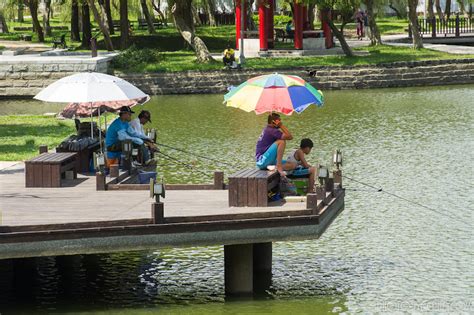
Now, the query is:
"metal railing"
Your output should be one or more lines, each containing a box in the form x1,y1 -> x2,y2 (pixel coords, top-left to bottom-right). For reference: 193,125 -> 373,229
408,16 -> 474,38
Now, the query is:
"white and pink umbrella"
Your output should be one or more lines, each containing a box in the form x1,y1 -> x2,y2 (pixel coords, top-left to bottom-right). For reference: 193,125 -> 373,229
34,72 -> 149,150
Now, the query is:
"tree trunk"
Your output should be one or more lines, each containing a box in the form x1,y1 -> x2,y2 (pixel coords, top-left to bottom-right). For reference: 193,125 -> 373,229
427,0 -> 435,19
81,3 -> 92,48
205,0 -> 217,26
435,0 -> 444,20
27,0 -> 45,42
408,0 -> 423,49
18,1 -> 25,22
87,0 -> 114,51
388,2 -> 403,19
457,0 -> 466,16
42,0 -> 52,36
445,0 -> 451,19
98,0 -> 113,35
152,0 -> 167,26
140,0 -> 156,34
0,12 -> 9,33
247,0 -> 256,30
308,3 -> 316,30
323,14 -> 354,57
104,0 -> 115,35
172,1 -> 213,62
364,0 -> 382,45
120,0 -> 130,49
71,0 -> 81,41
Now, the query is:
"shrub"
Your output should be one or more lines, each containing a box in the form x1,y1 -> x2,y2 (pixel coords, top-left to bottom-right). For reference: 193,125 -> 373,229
112,45 -> 161,71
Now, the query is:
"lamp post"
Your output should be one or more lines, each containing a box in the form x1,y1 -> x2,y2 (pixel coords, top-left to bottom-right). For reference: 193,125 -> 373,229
239,0 -> 245,66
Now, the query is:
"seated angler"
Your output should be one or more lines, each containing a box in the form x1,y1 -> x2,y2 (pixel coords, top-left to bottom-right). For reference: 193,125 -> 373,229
105,106 -> 153,167
286,138 -> 318,193
255,113 -> 296,176
129,110 -> 159,160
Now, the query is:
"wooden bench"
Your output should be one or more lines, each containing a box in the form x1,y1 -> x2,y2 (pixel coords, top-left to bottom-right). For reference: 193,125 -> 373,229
137,18 -> 163,29
52,34 -> 67,49
25,153 -> 78,187
228,169 -> 280,207
19,34 -> 32,41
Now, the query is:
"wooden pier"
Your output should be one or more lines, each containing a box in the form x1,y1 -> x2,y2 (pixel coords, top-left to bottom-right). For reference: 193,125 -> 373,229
0,162 -> 345,295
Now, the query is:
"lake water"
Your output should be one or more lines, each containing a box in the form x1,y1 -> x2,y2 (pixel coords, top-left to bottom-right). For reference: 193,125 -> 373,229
0,85 -> 473,313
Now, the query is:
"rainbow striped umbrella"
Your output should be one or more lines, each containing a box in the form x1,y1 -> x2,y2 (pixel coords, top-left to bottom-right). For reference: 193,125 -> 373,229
224,73 -> 324,115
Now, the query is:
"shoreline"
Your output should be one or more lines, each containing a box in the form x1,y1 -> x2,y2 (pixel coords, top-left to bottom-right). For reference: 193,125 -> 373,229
1,58 -> 473,97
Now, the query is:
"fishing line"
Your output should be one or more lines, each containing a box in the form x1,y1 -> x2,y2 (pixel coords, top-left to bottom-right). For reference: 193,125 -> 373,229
154,144 -> 470,226
155,141 -> 240,168
342,174 -> 470,226
156,150 -> 212,178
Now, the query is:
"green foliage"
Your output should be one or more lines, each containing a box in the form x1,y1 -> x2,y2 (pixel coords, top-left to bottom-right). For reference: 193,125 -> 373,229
0,115 -> 75,161
111,45 -> 161,72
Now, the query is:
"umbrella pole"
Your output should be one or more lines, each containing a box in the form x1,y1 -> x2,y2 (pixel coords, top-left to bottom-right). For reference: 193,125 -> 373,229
90,102 -> 94,140
98,107 -> 103,153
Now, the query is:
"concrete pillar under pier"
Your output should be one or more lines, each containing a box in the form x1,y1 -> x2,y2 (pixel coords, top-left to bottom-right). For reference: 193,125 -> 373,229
253,242 -> 272,293
224,242 -> 273,296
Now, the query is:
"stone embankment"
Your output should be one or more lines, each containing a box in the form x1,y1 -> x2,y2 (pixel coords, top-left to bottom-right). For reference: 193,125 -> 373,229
0,55 -> 111,97
120,59 -> 474,94
1,58 -> 473,97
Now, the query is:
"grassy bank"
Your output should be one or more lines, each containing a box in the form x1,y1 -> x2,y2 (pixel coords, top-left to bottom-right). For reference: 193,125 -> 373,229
114,44 -> 474,73
0,116 -> 75,161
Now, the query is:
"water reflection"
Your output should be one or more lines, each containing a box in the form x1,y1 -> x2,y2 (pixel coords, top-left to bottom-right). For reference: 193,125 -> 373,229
0,85 -> 473,313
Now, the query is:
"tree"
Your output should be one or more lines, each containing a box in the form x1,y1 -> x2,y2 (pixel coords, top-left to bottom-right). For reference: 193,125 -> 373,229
26,0 -> 45,42
81,2 -> 92,48
407,0 -> 423,49
363,0 -> 382,45
0,10 -> 9,33
104,0 -> 115,35
41,0 -> 52,36
445,0 -> 451,18
87,0 -> 114,51
18,0 -> 25,22
120,0 -> 130,49
71,0 -> 81,41
205,0 -> 217,26
314,0 -> 356,57
427,0 -> 435,19
171,0 -> 213,62
435,0 -> 444,20
152,0 -> 168,26
140,0 -> 157,34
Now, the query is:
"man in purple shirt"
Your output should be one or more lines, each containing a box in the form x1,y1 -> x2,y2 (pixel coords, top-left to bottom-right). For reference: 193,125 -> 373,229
256,113 -> 296,175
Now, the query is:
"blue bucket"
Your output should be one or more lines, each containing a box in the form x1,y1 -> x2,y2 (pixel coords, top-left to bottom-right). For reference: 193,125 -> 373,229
138,171 -> 157,184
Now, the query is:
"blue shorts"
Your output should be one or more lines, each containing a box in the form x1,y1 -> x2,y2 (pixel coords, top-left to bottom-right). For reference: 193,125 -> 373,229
256,143 -> 286,169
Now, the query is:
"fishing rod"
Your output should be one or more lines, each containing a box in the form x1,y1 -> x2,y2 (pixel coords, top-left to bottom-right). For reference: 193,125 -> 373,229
342,174 -> 470,226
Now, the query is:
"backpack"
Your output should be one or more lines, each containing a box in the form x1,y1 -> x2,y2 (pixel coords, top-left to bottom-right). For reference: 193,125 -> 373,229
279,176 -> 298,197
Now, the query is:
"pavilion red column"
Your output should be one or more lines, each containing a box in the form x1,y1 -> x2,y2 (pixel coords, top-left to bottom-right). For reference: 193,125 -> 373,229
293,1 -> 303,50
259,1 -> 268,50
236,0 -> 247,49
320,8 -> 334,49
236,0 -> 241,49
266,0 -> 274,49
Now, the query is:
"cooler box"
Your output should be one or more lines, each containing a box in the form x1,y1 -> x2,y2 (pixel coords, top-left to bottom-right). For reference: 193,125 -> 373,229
138,171 -> 157,184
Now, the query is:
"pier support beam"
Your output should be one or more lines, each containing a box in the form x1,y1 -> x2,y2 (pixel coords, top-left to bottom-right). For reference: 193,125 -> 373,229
224,242 -> 272,296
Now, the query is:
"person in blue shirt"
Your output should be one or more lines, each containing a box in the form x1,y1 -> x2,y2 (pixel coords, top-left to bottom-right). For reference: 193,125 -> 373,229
105,106 -> 152,166
285,20 -> 294,39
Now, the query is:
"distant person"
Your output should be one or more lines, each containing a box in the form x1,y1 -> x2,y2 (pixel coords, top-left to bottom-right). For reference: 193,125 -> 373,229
105,106 -> 153,167
286,138 -> 318,193
285,20 -> 294,38
355,10 -> 364,40
223,46 -> 236,68
363,10 -> 370,39
130,110 -> 158,158
255,113 -> 296,176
